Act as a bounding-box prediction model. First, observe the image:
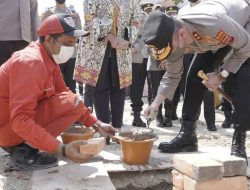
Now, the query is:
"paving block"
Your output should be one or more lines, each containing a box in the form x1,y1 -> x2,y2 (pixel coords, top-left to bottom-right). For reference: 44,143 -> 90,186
80,137 -> 106,155
207,154 -> 247,177
183,175 -> 247,190
173,154 -> 223,182
172,169 -> 184,190
173,186 -> 182,190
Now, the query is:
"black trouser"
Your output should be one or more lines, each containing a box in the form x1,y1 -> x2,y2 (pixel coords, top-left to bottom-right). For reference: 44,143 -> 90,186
0,40 -> 29,66
203,90 -> 215,126
84,84 -> 94,109
182,51 -> 215,122
59,58 -> 76,93
91,43 -> 125,128
130,59 -> 147,112
221,74 -> 234,112
232,58 -> 250,131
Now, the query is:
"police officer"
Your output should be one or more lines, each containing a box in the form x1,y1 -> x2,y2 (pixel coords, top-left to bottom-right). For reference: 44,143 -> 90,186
179,0 -> 217,132
41,0 -> 82,93
142,0 -> 250,161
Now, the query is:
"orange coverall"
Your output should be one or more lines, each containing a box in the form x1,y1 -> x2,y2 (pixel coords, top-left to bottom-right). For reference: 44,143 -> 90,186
0,41 -> 97,153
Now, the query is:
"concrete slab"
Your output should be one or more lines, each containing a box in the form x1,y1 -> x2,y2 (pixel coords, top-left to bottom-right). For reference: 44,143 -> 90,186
31,162 -> 115,190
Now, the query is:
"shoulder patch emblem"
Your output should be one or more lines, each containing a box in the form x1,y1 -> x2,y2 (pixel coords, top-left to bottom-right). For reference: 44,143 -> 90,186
192,32 -> 202,41
216,30 -> 234,45
64,17 -> 75,28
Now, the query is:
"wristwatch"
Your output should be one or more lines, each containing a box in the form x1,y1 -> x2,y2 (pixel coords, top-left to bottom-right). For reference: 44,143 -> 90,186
218,69 -> 229,81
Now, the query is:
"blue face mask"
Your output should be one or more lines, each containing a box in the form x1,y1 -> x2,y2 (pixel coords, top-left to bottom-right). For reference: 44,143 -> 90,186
56,0 -> 66,4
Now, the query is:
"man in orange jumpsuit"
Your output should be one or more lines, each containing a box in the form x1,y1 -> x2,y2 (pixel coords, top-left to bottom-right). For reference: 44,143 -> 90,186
0,13 -> 116,171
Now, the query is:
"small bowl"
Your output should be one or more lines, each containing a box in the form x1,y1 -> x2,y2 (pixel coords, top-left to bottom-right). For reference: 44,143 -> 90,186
61,126 -> 95,144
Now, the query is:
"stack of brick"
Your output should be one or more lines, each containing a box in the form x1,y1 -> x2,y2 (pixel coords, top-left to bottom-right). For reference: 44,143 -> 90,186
171,153 -> 247,190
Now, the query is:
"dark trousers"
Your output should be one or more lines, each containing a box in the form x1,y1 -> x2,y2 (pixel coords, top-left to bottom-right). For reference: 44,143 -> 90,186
232,59 -> 250,130
221,74 -> 234,112
0,40 -> 29,66
182,51 -> 215,122
203,90 -> 215,126
91,43 -> 125,128
59,58 -> 76,93
130,59 -> 147,112
84,84 -> 94,109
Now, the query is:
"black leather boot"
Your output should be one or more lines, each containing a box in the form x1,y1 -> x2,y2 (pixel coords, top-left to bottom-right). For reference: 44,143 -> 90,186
164,107 -> 173,127
221,110 -> 232,128
231,128 -> 247,164
171,105 -> 178,120
158,120 -> 198,153
156,107 -> 165,127
132,111 -> 146,127
207,124 -> 217,131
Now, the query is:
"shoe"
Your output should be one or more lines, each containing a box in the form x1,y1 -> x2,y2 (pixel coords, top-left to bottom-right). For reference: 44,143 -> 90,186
164,108 -> 173,127
163,116 -> 173,127
132,111 -> 146,127
221,110 -> 232,128
207,125 -> 217,131
5,144 -> 58,172
171,113 -> 179,120
171,106 -> 178,120
155,107 -> 165,127
156,116 -> 165,127
231,128 -> 247,165
158,120 -> 198,153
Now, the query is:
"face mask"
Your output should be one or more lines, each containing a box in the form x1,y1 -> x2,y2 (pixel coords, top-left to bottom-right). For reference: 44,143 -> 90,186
52,45 -> 74,64
56,0 -> 66,4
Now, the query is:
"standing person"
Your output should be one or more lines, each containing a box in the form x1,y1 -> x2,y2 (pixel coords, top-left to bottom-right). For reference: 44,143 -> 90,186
41,0 -> 82,93
130,2 -> 153,128
142,0 -> 250,161
74,0 -> 141,129
0,0 -> 39,66
0,14 -> 116,171
180,0 -> 217,131
181,51 -> 217,132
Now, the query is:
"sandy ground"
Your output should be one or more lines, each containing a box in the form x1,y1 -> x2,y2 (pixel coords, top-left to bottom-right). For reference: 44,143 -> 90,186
0,97 -> 249,189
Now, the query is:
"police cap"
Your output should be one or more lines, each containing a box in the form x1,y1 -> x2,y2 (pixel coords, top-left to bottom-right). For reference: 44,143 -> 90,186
142,11 -> 174,60
141,3 -> 154,11
165,6 -> 179,14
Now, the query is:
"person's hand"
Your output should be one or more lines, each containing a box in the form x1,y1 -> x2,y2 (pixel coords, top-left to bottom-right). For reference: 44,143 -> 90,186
202,72 -> 223,91
144,103 -> 159,120
115,37 -> 129,50
144,95 -> 167,120
106,34 -> 129,49
65,140 -> 93,163
106,33 -> 116,46
157,61 -> 168,70
93,121 -> 118,137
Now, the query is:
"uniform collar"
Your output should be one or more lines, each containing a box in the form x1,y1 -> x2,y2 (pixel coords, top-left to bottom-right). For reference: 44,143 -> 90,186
36,41 -> 59,72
